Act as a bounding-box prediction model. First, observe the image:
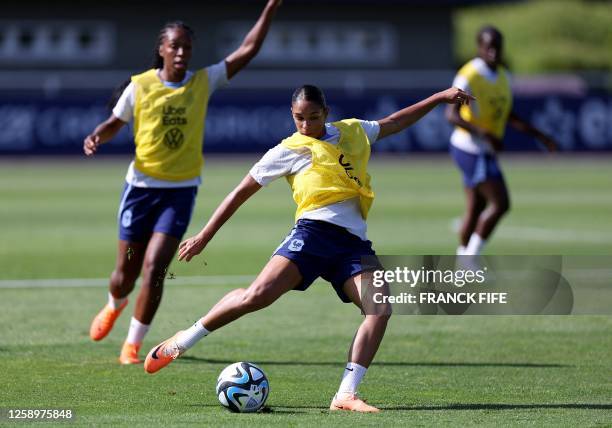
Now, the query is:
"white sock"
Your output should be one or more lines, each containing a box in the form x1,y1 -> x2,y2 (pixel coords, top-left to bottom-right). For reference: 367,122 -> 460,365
465,233 -> 485,255
457,245 -> 466,255
337,362 -> 367,396
108,292 -> 127,310
126,317 -> 150,345
175,320 -> 210,350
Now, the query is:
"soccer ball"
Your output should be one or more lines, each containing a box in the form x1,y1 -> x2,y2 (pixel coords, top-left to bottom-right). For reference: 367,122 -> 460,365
216,362 -> 270,413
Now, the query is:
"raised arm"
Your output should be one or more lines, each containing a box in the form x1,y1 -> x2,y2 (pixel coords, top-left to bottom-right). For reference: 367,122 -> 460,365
224,0 -> 282,80
446,103 -> 504,152
178,174 -> 262,262
83,114 -> 126,156
377,87 -> 474,140
508,111 -> 557,152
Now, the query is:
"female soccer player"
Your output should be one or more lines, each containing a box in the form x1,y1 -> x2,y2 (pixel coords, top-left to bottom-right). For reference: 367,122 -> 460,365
144,84 -> 472,412
84,0 -> 283,365
446,26 -> 557,256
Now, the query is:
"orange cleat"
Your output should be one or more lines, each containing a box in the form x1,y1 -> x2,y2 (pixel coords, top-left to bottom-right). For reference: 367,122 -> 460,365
119,342 -> 142,365
329,393 -> 381,413
89,300 -> 128,341
144,331 -> 184,374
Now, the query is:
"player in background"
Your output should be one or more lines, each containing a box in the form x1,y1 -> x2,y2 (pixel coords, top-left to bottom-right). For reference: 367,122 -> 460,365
446,25 -> 557,256
83,0 -> 283,365
143,84 -> 472,412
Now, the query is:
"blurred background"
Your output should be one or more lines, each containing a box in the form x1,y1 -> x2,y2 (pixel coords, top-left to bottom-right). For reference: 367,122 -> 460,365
1,0 -> 611,155
1,0 -> 610,273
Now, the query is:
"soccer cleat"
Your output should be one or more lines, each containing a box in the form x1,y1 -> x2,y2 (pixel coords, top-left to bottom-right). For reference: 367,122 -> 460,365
144,331 -> 185,374
119,342 -> 142,365
329,393 -> 381,413
89,300 -> 128,341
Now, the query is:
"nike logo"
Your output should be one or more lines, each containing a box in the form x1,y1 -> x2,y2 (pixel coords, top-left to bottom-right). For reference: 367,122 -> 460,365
345,367 -> 354,372
151,344 -> 163,360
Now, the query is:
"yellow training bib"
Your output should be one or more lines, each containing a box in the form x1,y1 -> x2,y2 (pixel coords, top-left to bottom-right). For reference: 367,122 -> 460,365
131,69 -> 210,181
456,60 -> 512,139
281,119 -> 375,221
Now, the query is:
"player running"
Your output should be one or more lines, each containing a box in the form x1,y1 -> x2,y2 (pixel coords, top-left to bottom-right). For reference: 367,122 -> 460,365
84,0 -> 283,365
446,25 -> 557,256
143,84 -> 472,412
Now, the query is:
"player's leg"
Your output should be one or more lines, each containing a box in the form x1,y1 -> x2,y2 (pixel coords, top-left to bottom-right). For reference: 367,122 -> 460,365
135,232 -> 179,323
201,255 -> 301,330
118,232 -> 179,364
144,255 -> 302,373
450,145 -> 487,255
119,187 -> 198,364
330,271 -> 390,413
89,239 -> 146,341
467,178 -> 510,254
463,153 -> 509,255
458,186 -> 486,253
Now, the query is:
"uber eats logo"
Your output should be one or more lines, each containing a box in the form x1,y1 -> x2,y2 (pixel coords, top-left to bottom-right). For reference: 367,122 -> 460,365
164,128 -> 184,149
339,154 -> 362,186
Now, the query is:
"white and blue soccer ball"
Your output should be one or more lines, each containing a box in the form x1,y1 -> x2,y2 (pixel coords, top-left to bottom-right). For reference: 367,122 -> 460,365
216,362 -> 270,413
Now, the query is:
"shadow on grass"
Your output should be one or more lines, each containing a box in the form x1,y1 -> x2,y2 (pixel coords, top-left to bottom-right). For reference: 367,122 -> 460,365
380,403 -> 612,411
270,403 -> 612,411
186,404 -> 317,414
179,356 -> 569,369
185,402 -> 611,413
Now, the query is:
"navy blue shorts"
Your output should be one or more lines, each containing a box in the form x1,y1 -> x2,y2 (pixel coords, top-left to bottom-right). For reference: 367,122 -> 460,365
450,145 -> 505,188
273,219 -> 378,303
117,183 -> 197,242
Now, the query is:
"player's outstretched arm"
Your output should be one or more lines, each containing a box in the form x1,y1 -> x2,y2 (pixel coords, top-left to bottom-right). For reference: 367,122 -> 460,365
508,111 -> 558,152
83,114 -> 126,156
377,87 -> 474,140
224,0 -> 282,79
178,174 -> 262,262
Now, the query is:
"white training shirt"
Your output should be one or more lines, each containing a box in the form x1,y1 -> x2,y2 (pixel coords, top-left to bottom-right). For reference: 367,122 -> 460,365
249,120 -> 381,241
450,57 -> 505,155
112,60 -> 229,188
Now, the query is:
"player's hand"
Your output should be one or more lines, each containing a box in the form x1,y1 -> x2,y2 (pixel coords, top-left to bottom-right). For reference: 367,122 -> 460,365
539,135 -> 558,152
83,134 -> 101,156
178,233 -> 208,262
438,87 -> 475,106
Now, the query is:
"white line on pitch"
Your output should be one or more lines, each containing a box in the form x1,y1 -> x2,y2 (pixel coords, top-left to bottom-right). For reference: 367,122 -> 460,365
450,217 -> 612,244
0,275 -> 255,289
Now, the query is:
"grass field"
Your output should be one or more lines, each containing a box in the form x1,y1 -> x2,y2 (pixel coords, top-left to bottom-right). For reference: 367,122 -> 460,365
1,156 -> 611,426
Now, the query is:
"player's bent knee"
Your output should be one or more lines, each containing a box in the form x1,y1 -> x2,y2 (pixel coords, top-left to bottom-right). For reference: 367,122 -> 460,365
366,313 -> 391,325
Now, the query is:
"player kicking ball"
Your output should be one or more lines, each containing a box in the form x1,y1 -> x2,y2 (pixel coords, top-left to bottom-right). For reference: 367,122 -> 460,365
144,84 -> 472,412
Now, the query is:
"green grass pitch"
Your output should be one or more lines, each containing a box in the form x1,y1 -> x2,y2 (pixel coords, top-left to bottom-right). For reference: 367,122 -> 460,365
1,156 -> 611,426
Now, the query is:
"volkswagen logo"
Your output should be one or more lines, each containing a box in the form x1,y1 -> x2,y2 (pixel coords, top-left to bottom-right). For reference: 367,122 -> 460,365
163,127 -> 184,150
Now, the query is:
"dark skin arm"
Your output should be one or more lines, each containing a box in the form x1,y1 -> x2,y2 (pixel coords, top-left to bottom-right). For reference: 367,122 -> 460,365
508,111 -> 557,152
446,104 -> 558,153
224,0 -> 282,80
446,102 -> 503,152
178,174 -> 262,261
83,115 -> 126,156
378,87 -> 474,139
